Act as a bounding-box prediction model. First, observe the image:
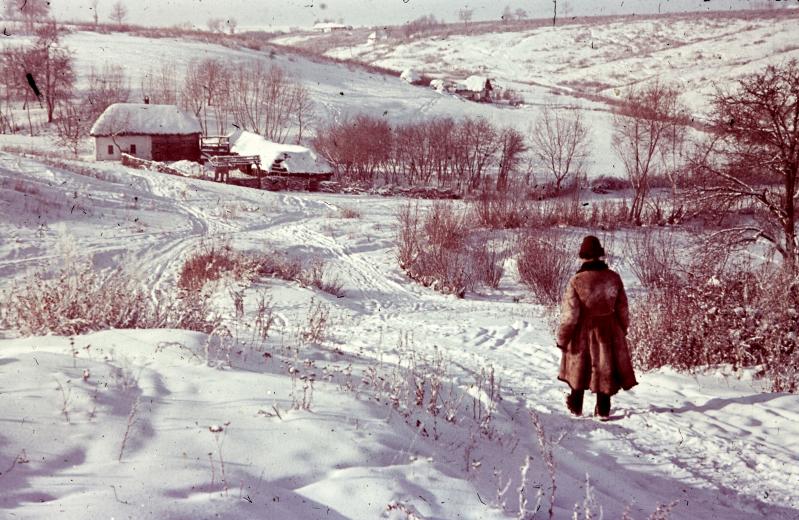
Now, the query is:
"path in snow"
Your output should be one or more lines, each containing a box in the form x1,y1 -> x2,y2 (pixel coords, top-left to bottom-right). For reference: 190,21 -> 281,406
1,156 -> 797,518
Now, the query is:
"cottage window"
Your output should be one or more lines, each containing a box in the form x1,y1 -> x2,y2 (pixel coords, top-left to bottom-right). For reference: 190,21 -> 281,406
130,144 -> 137,155
107,145 -> 114,155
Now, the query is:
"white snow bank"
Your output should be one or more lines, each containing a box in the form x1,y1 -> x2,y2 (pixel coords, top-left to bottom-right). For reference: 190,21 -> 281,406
228,130 -> 331,174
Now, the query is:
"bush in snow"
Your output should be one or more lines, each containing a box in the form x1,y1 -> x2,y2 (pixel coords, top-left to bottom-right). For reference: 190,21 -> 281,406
1,258 -> 218,336
629,252 -> 799,392
178,242 -> 253,293
397,202 -> 505,296
516,230 -> 577,306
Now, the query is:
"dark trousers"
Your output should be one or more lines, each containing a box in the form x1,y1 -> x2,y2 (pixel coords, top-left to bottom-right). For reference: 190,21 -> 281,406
567,389 -> 610,417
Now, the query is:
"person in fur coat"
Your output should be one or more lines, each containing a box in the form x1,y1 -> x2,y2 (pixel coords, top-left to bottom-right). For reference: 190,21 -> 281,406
556,235 -> 637,418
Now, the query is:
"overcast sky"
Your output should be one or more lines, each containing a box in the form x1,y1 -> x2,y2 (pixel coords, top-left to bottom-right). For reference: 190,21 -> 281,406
51,0 -> 792,30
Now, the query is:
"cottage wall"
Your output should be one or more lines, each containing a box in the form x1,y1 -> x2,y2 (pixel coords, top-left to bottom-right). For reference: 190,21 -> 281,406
95,135 -> 152,161
151,134 -> 201,162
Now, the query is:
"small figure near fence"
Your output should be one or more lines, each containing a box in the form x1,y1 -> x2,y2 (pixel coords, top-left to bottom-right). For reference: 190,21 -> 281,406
555,235 -> 638,420
213,166 -> 230,183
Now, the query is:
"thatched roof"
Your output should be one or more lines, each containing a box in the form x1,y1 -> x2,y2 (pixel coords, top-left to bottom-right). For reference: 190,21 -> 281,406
90,103 -> 202,137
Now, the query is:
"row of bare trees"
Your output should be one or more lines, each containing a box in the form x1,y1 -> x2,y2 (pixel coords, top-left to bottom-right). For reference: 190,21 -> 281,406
313,115 -> 527,192
178,59 -> 314,142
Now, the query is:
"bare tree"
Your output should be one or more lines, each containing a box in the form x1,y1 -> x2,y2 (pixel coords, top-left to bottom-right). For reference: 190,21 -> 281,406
30,23 -> 76,123
496,127 -> 527,191
84,63 -> 129,120
109,1 -> 128,26
227,18 -> 238,35
291,82 -> 314,144
55,100 -> 88,156
694,60 -> 799,270
501,5 -> 514,24
515,8 -> 529,20
90,0 -> 99,25
3,0 -> 50,32
140,62 -> 179,105
207,18 -> 224,33
612,81 -> 683,224
458,8 -> 473,28
453,116 -> 497,191
531,105 -> 591,193
229,62 -> 312,143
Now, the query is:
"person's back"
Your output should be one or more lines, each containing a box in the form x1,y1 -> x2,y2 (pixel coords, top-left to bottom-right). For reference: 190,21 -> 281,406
556,237 -> 636,419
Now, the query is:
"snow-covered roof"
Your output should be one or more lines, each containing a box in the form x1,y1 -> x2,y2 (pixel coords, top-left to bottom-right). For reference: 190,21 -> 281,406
401,68 -> 422,84
459,75 -> 492,92
313,22 -> 349,30
90,103 -> 202,137
229,130 -> 332,175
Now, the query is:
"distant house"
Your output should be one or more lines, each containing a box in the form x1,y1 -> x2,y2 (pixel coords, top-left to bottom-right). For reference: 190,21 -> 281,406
90,103 -> 202,162
455,75 -> 494,102
367,29 -> 388,44
430,78 -> 455,93
313,22 -> 351,33
400,68 -> 423,85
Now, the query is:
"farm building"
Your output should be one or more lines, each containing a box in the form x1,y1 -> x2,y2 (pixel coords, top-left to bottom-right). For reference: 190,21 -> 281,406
229,130 -> 332,176
367,29 -> 389,44
90,103 -> 202,162
313,22 -> 351,33
455,76 -> 494,102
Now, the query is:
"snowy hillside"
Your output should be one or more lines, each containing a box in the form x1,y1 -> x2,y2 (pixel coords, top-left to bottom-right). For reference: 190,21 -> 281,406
290,11 -> 799,113
0,29 -> 620,177
1,151 -> 798,518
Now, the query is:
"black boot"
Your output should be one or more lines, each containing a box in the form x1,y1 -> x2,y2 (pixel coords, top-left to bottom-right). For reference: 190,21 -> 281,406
595,393 -> 611,419
566,389 -> 584,416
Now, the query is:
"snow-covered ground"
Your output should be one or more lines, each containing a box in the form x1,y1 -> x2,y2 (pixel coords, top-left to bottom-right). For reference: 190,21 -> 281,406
1,153 -> 798,519
1,14 -> 798,518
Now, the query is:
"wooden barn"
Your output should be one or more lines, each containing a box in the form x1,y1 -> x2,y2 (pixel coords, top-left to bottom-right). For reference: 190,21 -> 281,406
90,103 -> 202,162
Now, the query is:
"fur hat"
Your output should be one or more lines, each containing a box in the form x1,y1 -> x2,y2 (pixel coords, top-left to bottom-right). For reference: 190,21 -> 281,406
578,235 -> 605,259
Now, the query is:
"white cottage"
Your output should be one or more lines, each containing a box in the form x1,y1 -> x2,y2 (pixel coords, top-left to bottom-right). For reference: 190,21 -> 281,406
90,103 -> 202,162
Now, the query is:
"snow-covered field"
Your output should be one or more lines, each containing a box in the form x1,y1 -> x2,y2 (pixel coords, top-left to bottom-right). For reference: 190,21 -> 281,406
1,151 -> 798,519
1,13 -> 798,519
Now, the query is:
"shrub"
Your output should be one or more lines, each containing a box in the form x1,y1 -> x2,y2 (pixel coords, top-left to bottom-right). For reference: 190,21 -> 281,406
178,243 -> 251,293
2,259 -> 218,336
338,206 -> 361,218
625,229 -> 681,289
470,188 -> 529,229
299,260 -> 345,298
517,230 -> 577,306
253,251 -> 303,281
397,202 -> 504,296
629,255 -> 799,392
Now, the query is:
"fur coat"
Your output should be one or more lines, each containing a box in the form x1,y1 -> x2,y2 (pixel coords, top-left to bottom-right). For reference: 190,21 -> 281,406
556,260 -> 638,396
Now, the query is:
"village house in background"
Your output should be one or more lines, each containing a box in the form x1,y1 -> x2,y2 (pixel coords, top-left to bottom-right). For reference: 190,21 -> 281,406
455,75 -> 493,102
90,103 -> 202,162
367,29 -> 389,44
312,22 -> 352,33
